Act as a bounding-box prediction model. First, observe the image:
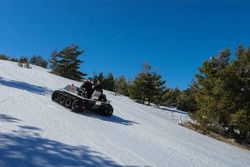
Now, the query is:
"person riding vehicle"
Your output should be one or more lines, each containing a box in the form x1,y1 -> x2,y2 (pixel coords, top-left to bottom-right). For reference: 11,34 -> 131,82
80,78 -> 93,98
93,80 -> 103,94
92,80 -> 107,102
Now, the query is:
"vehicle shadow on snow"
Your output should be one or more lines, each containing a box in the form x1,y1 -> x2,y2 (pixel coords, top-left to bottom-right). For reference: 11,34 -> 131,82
0,77 -> 52,95
0,121 -> 139,167
80,112 -> 139,126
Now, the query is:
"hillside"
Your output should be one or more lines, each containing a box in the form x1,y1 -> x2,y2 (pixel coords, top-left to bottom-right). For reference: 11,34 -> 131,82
0,59 -> 249,167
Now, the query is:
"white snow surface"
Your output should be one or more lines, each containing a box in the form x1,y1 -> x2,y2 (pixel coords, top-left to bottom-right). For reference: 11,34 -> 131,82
0,60 -> 249,167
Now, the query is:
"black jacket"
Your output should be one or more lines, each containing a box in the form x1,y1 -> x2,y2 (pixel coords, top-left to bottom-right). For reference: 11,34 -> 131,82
93,84 -> 103,94
81,81 -> 92,91
80,81 -> 93,98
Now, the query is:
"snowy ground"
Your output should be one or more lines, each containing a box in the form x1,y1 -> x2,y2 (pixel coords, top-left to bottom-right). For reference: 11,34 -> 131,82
0,60 -> 249,167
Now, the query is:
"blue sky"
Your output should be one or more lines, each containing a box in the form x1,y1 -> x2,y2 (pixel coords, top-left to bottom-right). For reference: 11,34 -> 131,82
0,0 -> 250,89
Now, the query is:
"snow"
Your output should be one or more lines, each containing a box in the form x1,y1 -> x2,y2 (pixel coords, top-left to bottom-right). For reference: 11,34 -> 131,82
0,59 -> 249,167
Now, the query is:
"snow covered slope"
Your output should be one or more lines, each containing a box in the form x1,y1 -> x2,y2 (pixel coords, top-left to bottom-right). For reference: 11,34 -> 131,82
0,60 -> 249,167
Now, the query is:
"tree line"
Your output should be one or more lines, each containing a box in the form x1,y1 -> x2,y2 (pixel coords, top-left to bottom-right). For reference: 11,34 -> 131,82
47,45 -> 168,108
0,54 -> 48,68
180,45 -> 250,144
90,45 -> 250,145
1,44 -> 249,144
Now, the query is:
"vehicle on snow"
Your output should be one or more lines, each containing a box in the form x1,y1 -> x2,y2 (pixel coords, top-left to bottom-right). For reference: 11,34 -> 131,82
51,84 -> 113,116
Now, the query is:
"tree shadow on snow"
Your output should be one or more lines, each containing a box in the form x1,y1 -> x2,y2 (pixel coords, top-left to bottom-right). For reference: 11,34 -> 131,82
0,124 -> 131,167
18,125 -> 42,131
0,114 -> 21,123
0,77 -> 52,95
159,107 -> 187,115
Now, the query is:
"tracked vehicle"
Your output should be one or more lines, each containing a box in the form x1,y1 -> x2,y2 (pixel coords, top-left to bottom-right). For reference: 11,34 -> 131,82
52,85 -> 113,116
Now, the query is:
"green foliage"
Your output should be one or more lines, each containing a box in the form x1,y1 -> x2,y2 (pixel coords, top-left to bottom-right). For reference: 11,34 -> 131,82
128,73 -> 145,103
230,109 -> 250,141
115,75 -> 129,96
93,73 -> 116,91
103,73 -> 115,91
93,72 -> 105,83
193,49 -> 231,126
30,55 -> 48,68
177,85 -> 197,113
163,88 -> 181,107
19,56 -> 29,63
128,63 -> 166,105
9,57 -> 18,62
189,45 -> 250,143
49,45 -> 86,81
0,54 -> 9,60
50,50 -> 59,73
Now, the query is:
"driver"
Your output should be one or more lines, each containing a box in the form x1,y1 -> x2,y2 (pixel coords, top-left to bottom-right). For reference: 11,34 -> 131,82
93,80 -> 103,94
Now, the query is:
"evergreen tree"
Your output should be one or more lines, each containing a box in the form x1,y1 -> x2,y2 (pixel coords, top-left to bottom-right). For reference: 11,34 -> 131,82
50,50 -> 59,74
49,45 -> 86,81
93,72 -> 116,91
177,84 -> 197,113
163,88 -> 181,108
0,54 -> 8,60
227,45 -> 250,141
17,56 -> 30,68
128,72 -> 146,103
115,75 -> 129,96
19,56 -> 29,63
151,71 -> 166,105
9,57 -> 18,62
93,72 -> 105,83
194,49 -> 231,127
191,45 -> 250,143
103,73 -> 115,91
129,63 -> 166,105
30,55 -> 48,68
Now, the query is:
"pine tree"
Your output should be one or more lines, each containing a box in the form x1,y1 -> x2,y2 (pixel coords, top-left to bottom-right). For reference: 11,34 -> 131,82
177,85 -> 197,113
227,45 -> 250,141
9,57 -> 18,62
115,75 -> 129,96
163,88 -> 181,107
50,50 -> 59,74
151,71 -> 166,105
129,63 -> 166,105
230,109 -> 250,142
103,73 -> 115,91
191,45 -> 250,143
19,56 -> 29,63
128,72 -> 146,103
30,55 -> 48,68
93,72 -> 105,83
194,49 -> 231,126
0,54 -> 8,60
50,45 -> 86,81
